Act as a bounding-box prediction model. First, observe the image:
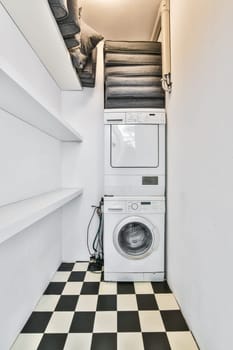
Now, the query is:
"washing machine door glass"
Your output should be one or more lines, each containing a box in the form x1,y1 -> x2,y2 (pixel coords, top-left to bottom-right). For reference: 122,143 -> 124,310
117,221 -> 154,258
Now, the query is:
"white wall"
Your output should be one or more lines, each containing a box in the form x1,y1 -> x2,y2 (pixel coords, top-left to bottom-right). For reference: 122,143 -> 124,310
0,110 -> 61,206
0,0 -> 82,91
0,211 -> 62,350
0,5 -> 64,349
61,43 -> 104,261
0,89 -> 62,350
0,2 -> 61,116
167,1 -> 233,349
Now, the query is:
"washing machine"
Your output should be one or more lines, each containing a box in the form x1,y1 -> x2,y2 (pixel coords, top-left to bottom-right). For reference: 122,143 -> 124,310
104,196 -> 165,282
104,108 -> 166,196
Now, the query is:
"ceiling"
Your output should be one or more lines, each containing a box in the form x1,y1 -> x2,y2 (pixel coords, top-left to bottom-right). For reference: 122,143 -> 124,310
81,0 -> 160,41
0,0 -> 160,90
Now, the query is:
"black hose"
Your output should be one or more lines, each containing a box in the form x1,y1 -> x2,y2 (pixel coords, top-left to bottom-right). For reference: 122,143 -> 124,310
87,199 -> 104,260
92,211 -> 102,252
86,207 -> 97,256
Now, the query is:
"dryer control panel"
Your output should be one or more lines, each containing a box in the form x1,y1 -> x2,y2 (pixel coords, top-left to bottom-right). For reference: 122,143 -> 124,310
104,110 -> 166,124
125,112 -> 165,124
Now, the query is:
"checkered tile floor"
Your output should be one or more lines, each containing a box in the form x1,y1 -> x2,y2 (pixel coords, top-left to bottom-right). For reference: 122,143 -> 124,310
11,262 -> 199,350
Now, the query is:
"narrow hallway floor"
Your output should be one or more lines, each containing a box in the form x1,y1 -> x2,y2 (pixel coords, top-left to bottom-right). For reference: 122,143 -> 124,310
11,262 -> 199,350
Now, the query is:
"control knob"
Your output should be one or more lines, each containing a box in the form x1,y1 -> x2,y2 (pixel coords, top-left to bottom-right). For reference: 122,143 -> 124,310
131,203 -> 139,210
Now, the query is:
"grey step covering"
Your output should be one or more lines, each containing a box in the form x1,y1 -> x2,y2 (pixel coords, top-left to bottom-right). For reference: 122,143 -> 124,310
105,98 -> 165,109
104,40 -> 164,109
78,48 -> 97,87
106,86 -> 164,99
80,63 -> 96,80
105,65 -> 162,78
105,53 -> 161,66
104,40 -> 161,54
58,0 -> 80,38
48,0 -> 68,20
65,34 -> 80,49
106,76 -> 162,87
81,80 -> 95,88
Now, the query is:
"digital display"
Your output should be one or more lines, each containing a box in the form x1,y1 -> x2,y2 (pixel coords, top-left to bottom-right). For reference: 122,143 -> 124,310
141,202 -> 151,205
142,176 -> 158,185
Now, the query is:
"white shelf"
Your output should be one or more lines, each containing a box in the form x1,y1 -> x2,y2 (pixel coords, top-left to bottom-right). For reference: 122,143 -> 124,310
0,188 -> 83,245
0,68 -> 82,142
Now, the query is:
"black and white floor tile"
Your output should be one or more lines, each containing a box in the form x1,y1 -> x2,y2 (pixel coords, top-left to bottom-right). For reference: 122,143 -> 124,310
11,262 -> 199,350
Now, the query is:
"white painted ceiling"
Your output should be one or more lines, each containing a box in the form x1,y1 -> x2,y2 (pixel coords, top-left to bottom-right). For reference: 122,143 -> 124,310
81,0 -> 161,41
0,0 -> 160,90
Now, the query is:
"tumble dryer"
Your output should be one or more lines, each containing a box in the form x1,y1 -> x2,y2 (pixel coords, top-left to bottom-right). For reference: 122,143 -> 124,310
104,196 -> 165,281
104,109 -> 166,196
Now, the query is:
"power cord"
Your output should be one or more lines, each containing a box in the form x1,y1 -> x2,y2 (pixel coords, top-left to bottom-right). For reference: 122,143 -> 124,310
86,198 -> 104,272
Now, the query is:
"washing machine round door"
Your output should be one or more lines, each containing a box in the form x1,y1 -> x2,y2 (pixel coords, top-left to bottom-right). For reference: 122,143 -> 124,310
113,217 -> 159,259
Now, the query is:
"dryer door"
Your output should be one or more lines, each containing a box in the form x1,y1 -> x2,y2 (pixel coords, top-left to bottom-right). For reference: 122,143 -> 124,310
113,217 -> 159,259
111,124 -> 159,168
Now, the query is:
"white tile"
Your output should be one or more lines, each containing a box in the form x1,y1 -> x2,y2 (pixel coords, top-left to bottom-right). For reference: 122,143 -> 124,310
84,271 -> 101,282
167,331 -> 199,350
134,282 -> 154,294
156,294 -> 179,310
52,272 -> 70,282
73,262 -> 89,271
76,295 -> 98,311
45,312 -> 73,333
64,333 -> 92,350
93,311 -> 117,333
139,311 -> 165,332
11,334 -> 42,350
118,333 -> 144,350
34,295 -> 59,311
117,295 -> 138,311
62,282 -> 82,295
99,282 -> 117,295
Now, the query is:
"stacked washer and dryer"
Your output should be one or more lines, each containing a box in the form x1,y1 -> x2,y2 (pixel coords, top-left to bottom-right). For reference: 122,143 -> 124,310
103,109 -> 166,281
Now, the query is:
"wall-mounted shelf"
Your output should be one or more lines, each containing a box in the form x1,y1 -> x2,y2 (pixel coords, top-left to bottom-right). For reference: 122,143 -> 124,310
0,188 -> 83,245
0,68 -> 82,142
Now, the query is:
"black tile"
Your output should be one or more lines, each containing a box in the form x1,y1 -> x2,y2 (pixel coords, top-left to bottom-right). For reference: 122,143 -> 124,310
91,333 -> 117,350
151,282 -> 171,294
97,295 -> 117,311
38,334 -> 67,350
58,263 -> 74,271
143,333 -> 171,350
136,294 -> 158,310
55,295 -> 79,311
118,311 -> 141,332
117,282 -> 135,294
161,310 -> 189,331
44,282 -> 65,295
68,271 -> 86,282
81,282 -> 100,295
22,312 -> 52,333
69,312 -> 95,333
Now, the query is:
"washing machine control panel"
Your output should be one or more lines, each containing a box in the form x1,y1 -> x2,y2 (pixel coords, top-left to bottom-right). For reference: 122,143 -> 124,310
127,201 -> 163,212
131,202 -> 139,210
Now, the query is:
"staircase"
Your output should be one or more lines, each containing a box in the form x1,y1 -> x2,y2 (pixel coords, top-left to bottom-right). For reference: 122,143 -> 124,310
104,40 -> 165,109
